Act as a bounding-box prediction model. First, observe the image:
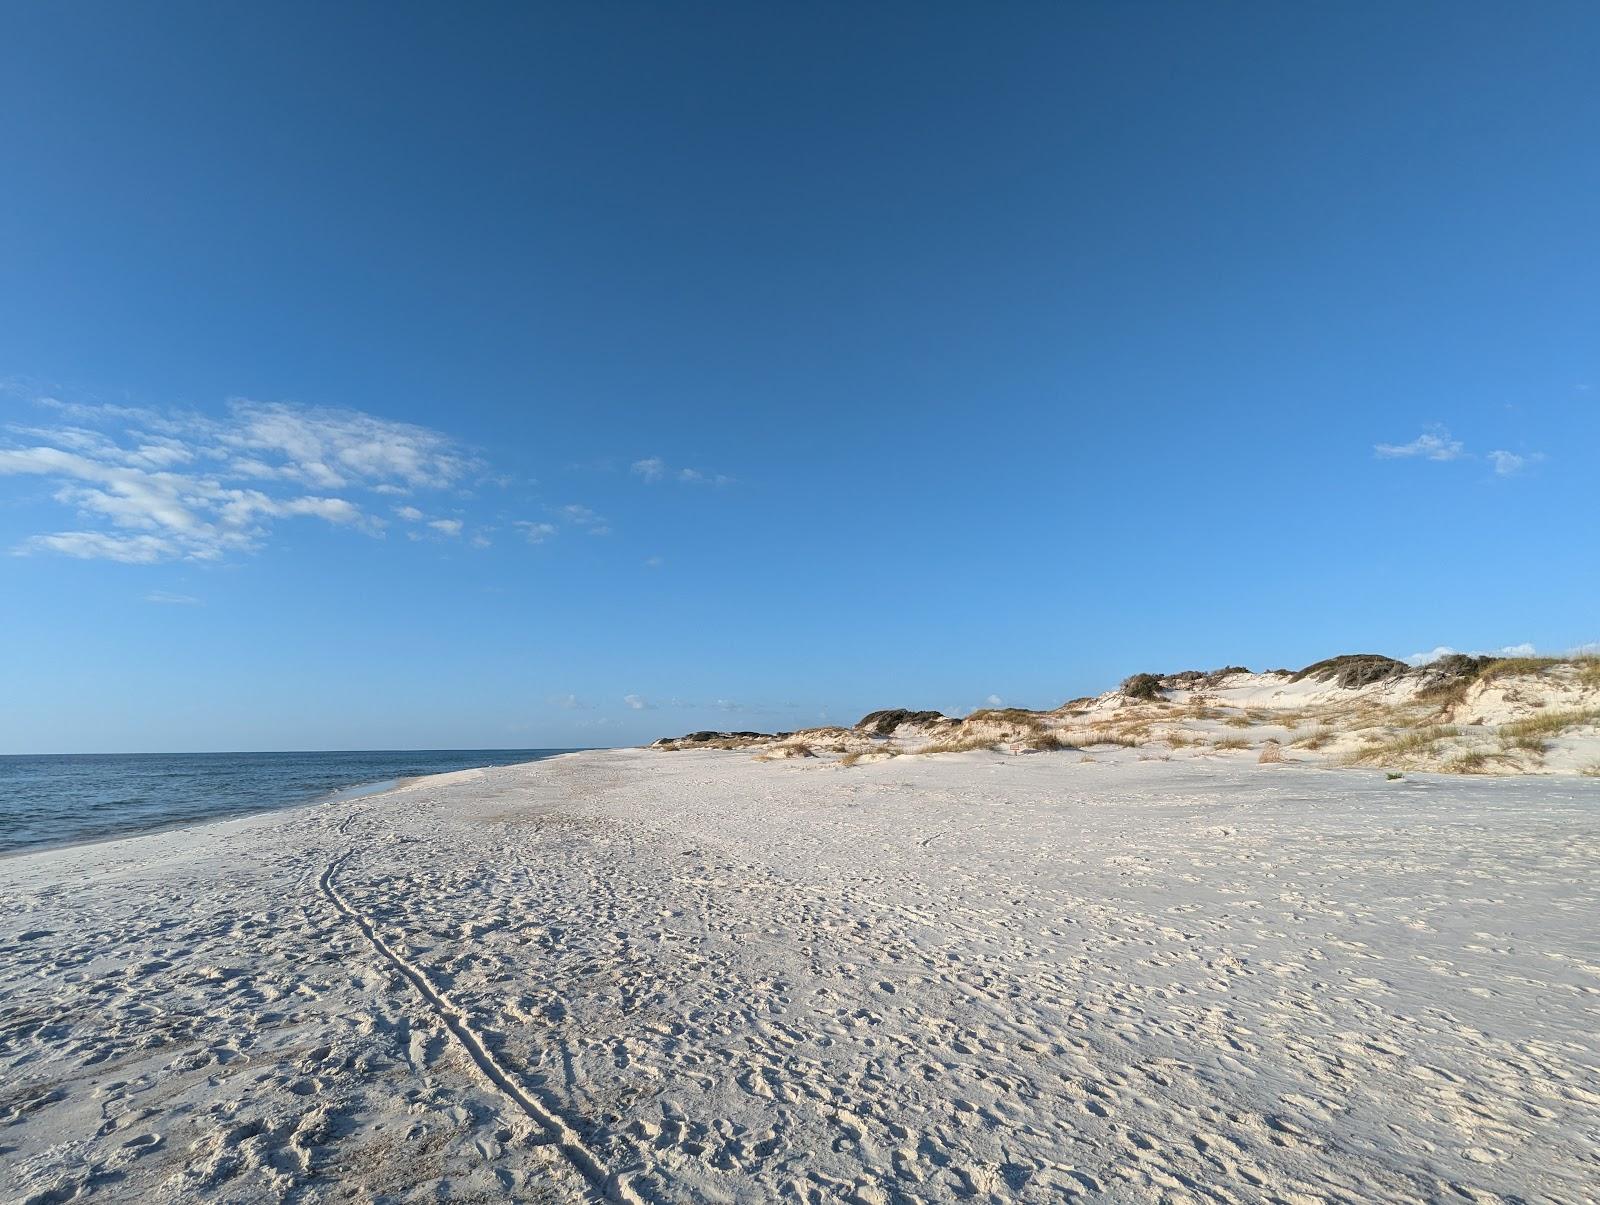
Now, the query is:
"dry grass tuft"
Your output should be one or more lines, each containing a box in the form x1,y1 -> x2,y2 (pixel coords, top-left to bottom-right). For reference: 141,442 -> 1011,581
1499,734 -> 1548,756
839,747 -> 898,767
1294,727 -> 1335,750
1257,741 -> 1283,764
1213,737 -> 1250,751
1348,726 -> 1460,765
1478,656 -> 1567,682
1022,731 -> 1078,753
965,708 -> 1043,726
1081,729 -> 1138,748
918,735 -> 998,756
1223,716 -> 1252,729
755,742 -> 815,761
1498,708 -> 1600,740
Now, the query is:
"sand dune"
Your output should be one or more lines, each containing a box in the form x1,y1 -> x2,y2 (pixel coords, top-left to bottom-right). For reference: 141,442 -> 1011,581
662,654 -> 1600,778
3,749 -> 1598,1202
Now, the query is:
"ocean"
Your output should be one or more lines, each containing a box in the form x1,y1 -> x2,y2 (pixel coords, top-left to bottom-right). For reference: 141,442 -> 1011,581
0,749 -> 576,856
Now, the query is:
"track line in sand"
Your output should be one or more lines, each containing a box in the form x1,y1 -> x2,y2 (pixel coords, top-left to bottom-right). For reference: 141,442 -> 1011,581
318,846 -> 640,1205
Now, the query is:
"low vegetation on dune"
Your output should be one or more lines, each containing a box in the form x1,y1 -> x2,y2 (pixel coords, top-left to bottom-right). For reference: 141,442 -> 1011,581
1498,707 -> 1600,740
1291,654 -> 1409,689
1023,731 -> 1077,752
839,747 -> 898,767
1120,673 -> 1164,702
652,652 -> 1600,777
1349,726 -> 1461,766
917,735 -> 998,756
854,709 -> 947,736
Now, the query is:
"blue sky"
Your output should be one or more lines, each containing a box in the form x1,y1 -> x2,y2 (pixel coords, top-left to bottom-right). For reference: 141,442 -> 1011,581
2,2 -> 1596,753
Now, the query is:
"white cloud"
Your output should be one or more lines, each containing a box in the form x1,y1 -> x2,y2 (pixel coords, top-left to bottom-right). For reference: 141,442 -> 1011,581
1375,427 -> 1466,461
631,455 -> 732,487
281,496 -> 365,525
216,400 -> 473,490
395,505 -> 425,522
677,467 -> 733,486
18,531 -> 177,563
630,457 -> 666,482
1405,642 -> 1538,666
428,518 -> 463,537
470,534 -> 492,549
624,694 -> 653,710
644,555 -> 664,569
1,396 -> 472,562
985,694 -> 1004,707
1488,449 -> 1543,475
515,520 -> 557,544
559,504 -> 610,535
145,590 -> 201,605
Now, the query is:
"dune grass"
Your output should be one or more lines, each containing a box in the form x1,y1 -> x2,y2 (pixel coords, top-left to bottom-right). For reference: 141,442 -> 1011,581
965,707 -> 1043,726
1293,727 -> 1335,750
918,735 -> 998,756
1499,734 -> 1549,756
1022,731 -> 1078,752
1498,708 -> 1600,741
1479,656 -> 1568,682
839,747 -> 899,767
1213,737 -> 1250,751
1349,725 -> 1460,765
1081,730 -> 1138,748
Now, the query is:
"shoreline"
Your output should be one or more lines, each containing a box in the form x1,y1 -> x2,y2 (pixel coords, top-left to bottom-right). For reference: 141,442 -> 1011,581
0,750 -> 577,863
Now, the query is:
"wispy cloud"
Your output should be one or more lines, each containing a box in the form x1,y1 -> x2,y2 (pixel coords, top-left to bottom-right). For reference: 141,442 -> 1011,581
630,457 -> 666,483
1487,449 -> 1544,476
559,504 -> 610,535
624,694 -> 654,710
144,590 -> 202,606
3,396 -> 475,562
1374,426 -> 1466,462
427,518 -> 463,537
1375,427 -> 1545,476
514,520 -> 557,544
631,456 -> 733,487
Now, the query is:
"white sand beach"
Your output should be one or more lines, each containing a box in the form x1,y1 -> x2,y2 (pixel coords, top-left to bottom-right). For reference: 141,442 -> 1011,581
3,748 -> 1598,1203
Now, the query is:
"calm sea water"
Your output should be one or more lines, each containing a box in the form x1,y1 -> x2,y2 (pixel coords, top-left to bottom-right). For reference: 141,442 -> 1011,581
0,749 -> 576,856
